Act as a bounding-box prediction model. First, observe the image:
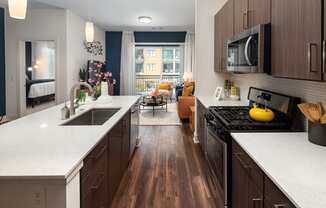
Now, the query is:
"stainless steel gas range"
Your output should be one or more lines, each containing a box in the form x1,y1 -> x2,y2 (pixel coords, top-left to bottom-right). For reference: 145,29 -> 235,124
204,87 -> 303,208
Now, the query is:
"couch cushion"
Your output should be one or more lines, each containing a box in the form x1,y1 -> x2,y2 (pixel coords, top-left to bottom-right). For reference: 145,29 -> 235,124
182,85 -> 194,96
158,83 -> 171,90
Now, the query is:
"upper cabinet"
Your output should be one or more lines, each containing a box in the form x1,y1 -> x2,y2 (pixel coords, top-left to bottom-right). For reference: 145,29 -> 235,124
214,0 -> 234,72
271,0 -> 323,81
215,0 -> 269,73
234,0 -> 271,34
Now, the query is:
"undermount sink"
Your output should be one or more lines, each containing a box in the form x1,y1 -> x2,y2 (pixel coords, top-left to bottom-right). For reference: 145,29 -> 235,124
62,108 -> 120,126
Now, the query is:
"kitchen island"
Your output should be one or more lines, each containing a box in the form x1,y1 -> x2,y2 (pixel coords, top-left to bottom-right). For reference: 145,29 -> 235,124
0,96 -> 140,208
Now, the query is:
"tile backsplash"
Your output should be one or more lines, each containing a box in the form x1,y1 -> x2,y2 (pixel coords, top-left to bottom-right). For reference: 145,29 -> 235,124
231,74 -> 326,105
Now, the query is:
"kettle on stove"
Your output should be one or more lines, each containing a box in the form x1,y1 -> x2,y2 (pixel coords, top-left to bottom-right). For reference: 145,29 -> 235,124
249,93 -> 275,124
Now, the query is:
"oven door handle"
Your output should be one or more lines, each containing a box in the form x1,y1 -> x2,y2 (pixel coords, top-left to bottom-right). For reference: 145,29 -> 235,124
245,35 -> 253,66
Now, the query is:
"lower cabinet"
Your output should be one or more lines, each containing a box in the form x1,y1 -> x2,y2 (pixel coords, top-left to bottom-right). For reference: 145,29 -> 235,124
196,99 -> 207,154
232,140 -> 296,208
81,111 -> 131,208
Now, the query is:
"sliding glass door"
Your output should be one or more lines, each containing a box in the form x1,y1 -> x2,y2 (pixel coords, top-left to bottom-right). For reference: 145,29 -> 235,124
135,45 -> 184,95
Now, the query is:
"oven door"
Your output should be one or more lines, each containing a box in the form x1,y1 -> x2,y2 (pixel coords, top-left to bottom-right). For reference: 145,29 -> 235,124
205,121 -> 228,207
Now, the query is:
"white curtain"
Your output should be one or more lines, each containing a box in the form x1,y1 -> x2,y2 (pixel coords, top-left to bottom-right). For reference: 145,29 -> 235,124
184,32 -> 195,73
120,31 -> 136,95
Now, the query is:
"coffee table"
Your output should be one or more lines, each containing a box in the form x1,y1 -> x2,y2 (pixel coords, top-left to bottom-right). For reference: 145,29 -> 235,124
140,95 -> 168,116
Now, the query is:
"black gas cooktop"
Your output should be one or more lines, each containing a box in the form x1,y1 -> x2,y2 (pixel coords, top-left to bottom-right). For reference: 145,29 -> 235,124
207,106 -> 291,131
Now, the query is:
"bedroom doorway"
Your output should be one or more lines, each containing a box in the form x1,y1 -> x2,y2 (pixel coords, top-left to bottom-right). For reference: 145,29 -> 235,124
19,40 -> 57,116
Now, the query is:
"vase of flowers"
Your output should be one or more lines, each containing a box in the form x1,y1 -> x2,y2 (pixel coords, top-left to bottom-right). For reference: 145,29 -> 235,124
88,69 -> 116,99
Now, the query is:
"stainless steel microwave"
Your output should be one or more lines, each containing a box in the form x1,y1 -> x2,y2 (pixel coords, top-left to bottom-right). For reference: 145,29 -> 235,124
227,24 -> 271,73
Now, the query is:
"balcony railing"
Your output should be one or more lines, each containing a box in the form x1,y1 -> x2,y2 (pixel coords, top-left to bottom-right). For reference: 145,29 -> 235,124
136,74 -> 182,95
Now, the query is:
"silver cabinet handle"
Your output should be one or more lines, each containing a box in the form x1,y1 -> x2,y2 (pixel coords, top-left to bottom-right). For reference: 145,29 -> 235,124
307,43 -> 318,73
323,41 -> 325,73
274,204 -> 289,208
252,198 -> 262,208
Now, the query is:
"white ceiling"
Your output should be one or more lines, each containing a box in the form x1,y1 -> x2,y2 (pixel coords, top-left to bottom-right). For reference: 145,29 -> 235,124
0,0 -> 195,31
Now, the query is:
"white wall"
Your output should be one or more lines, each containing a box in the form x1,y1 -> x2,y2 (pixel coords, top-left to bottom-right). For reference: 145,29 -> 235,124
5,8 -> 68,119
5,8 -> 106,119
194,0 -> 228,96
66,10 -> 105,92
195,0 -> 326,104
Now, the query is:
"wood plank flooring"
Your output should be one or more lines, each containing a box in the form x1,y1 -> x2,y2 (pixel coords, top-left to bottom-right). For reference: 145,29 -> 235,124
111,125 -> 222,208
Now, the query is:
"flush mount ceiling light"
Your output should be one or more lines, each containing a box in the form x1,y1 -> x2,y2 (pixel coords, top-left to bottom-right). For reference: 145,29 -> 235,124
138,16 -> 152,24
8,0 -> 28,19
85,21 -> 94,43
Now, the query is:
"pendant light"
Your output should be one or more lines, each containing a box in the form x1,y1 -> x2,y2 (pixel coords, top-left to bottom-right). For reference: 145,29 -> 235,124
85,0 -> 94,43
8,0 -> 28,19
85,21 -> 94,42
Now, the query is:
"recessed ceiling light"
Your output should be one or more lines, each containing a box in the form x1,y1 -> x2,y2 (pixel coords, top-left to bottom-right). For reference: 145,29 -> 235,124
138,16 -> 152,24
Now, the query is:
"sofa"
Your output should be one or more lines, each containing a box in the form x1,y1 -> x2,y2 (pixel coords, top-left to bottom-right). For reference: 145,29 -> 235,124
176,81 -> 195,119
176,96 -> 195,119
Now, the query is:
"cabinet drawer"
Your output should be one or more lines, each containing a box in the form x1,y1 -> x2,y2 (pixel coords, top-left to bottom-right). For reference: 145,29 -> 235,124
264,177 -> 296,208
232,141 -> 264,191
84,138 -> 108,173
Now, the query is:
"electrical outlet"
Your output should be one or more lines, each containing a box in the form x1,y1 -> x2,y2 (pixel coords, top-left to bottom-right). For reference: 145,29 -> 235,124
31,188 -> 46,208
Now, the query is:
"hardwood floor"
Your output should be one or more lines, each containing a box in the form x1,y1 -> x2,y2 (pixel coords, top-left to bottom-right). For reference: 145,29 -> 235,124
111,125 -> 222,208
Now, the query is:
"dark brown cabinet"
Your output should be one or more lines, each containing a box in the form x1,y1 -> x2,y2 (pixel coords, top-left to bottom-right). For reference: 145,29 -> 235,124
271,0 -> 322,81
214,0 -> 234,72
232,141 -> 264,208
234,0 -> 270,34
196,99 -> 206,154
81,112 -> 132,208
264,177 -> 296,208
234,0 -> 248,34
130,103 -> 139,159
232,140 -> 296,208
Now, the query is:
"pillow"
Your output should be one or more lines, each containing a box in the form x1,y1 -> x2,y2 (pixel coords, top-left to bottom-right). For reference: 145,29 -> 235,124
158,83 -> 171,90
182,85 -> 194,96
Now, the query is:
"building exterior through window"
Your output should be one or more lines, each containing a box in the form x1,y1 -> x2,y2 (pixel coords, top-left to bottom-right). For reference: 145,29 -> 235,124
135,46 -> 184,95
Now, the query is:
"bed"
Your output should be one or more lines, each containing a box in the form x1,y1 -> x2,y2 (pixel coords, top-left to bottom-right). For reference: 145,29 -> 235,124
26,79 -> 55,107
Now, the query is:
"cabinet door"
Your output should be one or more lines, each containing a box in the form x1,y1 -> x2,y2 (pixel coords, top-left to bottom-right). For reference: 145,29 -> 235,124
220,0 -> 234,71
196,100 -> 206,154
214,11 -> 223,72
264,177 -> 296,208
248,0 -> 270,27
234,0 -> 248,34
108,121 -> 123,204
121,112 -> 131,173
271,0 -> 322,80
232,151 -> 249,208
214,0 -> 234,72
232,141 -> 264,208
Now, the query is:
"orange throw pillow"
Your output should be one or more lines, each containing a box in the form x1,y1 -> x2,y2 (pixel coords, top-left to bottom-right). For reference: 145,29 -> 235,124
158,83 -> 171,90
182,85 -> 194,96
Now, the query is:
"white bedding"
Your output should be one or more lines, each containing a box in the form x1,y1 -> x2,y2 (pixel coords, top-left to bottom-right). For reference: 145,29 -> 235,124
28,81 -> 55,98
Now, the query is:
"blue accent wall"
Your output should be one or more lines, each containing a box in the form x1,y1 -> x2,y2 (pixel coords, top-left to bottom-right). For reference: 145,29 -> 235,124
105,32 -> 122,95
134,32 -> 187,43
0,8 -> 5,116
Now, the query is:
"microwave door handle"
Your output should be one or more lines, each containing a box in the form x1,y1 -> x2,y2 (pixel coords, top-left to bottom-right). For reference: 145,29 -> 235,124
245,36 -> 253,66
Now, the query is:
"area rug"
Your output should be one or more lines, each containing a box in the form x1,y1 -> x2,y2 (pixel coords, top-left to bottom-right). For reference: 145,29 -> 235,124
139,103 -> 182,126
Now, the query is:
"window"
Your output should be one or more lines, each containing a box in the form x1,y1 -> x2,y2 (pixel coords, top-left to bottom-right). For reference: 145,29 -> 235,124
147,49 -> 156,57
135,46 -> 184,94
147,64 -> 156,72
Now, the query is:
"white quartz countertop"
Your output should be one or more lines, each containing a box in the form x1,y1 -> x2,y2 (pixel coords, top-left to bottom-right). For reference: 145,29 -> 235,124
0,96 -> 139,180
196,95 -> 249,108
231,132 -> 326,208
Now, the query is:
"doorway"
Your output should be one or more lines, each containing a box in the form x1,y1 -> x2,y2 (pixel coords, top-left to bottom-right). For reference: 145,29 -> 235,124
19,40 -> 57,116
